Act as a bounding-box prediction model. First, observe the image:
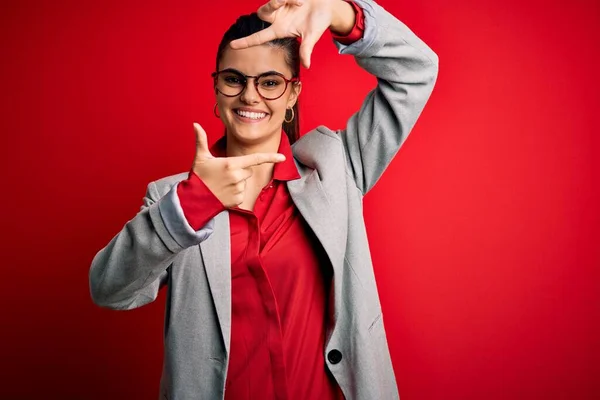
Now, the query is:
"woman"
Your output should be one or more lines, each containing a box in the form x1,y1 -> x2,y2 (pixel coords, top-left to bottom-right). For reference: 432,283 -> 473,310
89,0 -> 438,398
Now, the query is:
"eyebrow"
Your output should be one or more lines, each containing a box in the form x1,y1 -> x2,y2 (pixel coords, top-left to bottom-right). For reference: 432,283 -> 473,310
220,68 -> 284,77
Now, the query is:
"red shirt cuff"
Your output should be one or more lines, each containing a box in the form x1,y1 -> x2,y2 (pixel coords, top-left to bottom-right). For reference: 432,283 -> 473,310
177,171 -> 225,231
330,1 -> 365,45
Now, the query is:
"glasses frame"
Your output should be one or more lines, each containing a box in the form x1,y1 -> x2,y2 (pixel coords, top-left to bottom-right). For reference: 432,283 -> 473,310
211,68 -> 300,101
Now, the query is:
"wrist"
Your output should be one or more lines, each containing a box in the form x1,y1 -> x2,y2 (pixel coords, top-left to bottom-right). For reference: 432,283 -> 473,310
329,0 -> 356,36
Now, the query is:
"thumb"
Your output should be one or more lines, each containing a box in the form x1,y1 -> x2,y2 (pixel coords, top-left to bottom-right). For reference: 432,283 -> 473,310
194,122 -> 213,159
299,34 -> 318,69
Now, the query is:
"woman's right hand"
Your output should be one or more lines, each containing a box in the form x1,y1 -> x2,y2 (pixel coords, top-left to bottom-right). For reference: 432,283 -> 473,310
191,123 -> 285,208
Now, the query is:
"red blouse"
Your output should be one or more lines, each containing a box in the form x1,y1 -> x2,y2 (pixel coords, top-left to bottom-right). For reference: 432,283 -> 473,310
176,3 -> 365,399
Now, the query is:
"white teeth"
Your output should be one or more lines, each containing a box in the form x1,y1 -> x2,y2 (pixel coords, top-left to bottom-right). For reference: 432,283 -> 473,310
236,110 -> 266,120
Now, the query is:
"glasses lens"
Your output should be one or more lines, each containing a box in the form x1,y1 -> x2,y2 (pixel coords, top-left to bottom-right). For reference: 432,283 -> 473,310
216,71 -> 245,96
257,74 -> 287,100
214,71 -> 289,99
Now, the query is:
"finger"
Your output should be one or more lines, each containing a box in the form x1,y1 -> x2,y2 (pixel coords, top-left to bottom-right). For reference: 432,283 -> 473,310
229,27 -> 279,49
232,152 -> 286,168
240,167 -> 253,181
230,168 -> 253,184
233,180 -> 246,195
260,0 -> 287,18
258,0 -> 304,21
194,122 -> 212,158
299,34 -> 318,69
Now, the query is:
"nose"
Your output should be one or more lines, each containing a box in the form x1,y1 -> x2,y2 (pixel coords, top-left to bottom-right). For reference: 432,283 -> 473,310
240,78 -> 261,104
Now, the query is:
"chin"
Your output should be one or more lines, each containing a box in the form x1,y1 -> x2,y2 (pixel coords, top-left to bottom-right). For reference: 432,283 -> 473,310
228,121 -> 279,145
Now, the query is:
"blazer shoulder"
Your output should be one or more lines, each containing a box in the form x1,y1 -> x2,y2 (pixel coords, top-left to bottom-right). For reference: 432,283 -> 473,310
150,171 -> 189,197
300,125 -> 340,142
293,125 -> 341,160
292,125 -> 348,174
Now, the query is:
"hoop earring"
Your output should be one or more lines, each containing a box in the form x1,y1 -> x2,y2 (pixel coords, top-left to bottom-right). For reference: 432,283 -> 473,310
284,107 -> 294,123
213,103 -> 220,118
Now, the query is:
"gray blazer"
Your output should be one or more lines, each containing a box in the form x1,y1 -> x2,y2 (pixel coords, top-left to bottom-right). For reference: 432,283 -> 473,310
89,1 -> 439,399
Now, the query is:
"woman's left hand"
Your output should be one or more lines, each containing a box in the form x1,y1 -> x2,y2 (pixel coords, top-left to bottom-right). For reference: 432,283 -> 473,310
229,0 -> 356,69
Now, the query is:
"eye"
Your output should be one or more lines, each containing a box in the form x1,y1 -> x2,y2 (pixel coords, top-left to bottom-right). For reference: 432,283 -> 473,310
261,80 -> 280,87
222,74 -> 244,86
258,75 -> 284,90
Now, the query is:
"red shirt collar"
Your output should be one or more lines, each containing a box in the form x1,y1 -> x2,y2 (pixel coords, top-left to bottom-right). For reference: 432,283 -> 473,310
210,131 -> 300,182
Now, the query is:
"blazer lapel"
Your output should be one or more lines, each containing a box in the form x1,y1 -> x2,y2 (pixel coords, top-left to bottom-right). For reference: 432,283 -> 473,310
199,210 -> 232,353
287,166 -> 346,272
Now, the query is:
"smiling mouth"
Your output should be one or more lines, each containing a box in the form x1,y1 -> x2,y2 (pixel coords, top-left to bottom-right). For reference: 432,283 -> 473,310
235,109 -> 268,120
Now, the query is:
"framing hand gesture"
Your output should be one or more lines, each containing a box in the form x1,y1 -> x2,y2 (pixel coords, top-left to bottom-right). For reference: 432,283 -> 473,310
192,123 -> 285,208
230,0 -> 355,68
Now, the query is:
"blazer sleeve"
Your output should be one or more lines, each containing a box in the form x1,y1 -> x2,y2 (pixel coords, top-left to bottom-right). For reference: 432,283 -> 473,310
334,0 -> 439,195
89,180 -> 214,310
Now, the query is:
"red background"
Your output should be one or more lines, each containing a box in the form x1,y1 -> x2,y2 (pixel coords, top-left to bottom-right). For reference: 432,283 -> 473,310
1,0 -> 599,399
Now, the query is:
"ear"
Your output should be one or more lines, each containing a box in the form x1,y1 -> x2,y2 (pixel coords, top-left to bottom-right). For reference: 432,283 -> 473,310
287,82 -> 302,108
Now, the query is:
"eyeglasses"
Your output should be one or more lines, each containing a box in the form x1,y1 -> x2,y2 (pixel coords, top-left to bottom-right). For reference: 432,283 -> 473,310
211,68 -> 300,101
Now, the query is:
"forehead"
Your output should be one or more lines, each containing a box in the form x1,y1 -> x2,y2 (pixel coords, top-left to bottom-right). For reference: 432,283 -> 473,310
219,44 -> 291,76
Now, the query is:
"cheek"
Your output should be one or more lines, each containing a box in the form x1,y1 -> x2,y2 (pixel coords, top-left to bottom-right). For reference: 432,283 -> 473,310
217,98 -> 234,114
269,100 -> 289,117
